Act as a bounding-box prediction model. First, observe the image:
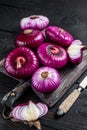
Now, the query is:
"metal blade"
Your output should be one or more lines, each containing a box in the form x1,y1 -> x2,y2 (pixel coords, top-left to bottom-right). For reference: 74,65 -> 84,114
79,76 -> 87,89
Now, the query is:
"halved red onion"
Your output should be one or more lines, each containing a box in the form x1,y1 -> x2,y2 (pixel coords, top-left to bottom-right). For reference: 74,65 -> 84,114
67,40 -> 86,65
4,47 -> 39,79
15,29 -> 44,49
31,66 -> 61,93
11,101 -> 48,121
37,43 -> 68,69
20,15 -> 49,30
45,26 -> 74,47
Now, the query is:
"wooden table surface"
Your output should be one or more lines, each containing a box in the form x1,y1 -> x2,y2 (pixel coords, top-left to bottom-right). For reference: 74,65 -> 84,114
0,0 -> 87,130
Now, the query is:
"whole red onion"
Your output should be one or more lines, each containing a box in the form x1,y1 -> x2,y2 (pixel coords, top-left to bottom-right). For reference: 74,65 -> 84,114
32,67 -> 61,93
20,15 -> 49,30
4,47 -> 39,79
15,29 -> 44,49
67,40 -> 85,65
37,43 -> 68,69
45,26 -> 74,47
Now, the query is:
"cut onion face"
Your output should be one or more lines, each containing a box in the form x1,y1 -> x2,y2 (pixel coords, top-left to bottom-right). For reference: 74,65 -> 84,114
37,43 -> 68,69
4,47 -> 39,79
31,66 -> 61,93
67,40 -> 86,65
20,15 -> 49,30
11,101 -> 48,122
45,26 -> 74,47
15,29 -> 44,49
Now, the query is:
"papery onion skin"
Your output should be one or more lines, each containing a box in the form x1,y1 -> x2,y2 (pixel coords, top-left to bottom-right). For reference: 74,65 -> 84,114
20,15 -> 49,30
67,40 -> 86,65
15,29 -> 44,49
37,43 -> 68,69
4,47 -> 39,79
32,66 -> 61,93
45,26 -> 74,47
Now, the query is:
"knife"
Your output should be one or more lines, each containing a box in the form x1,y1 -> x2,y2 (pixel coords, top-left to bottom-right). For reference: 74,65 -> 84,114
56,76 -> 87,117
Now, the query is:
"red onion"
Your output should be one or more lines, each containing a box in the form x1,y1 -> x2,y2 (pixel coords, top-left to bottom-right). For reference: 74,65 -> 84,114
31,66 -> 61,93
4,47 -> 39,79
37,43 -> 68,69
45,26 -> 74,47
15,29 -> 44,49
20,15 -> 49,30
67,40 -> 85,65
12,101 -> 48,121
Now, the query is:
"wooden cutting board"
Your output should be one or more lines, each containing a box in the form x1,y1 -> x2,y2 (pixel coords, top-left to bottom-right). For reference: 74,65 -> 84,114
0,49 -> 87,107
32,49 -> 87,107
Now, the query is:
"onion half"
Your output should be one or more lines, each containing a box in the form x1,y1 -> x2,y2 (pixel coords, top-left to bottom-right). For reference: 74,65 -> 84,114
20,15 -> 49,30
45,26 -> 74,47
31,66 -> 61,93
67,40 -> 86,65
15,29 -> 44,49
12,101 -> 48,121
37,43 -> 68,69
4,47 -> 39,79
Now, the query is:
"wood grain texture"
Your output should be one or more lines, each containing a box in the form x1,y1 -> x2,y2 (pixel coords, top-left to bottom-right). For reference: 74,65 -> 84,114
0,0 -> 87,44
0,0 -> 87,130
0,36 -> 15,60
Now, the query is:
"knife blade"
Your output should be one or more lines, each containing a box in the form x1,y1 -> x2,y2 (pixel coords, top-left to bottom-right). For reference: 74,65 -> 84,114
56,76 -> 87,117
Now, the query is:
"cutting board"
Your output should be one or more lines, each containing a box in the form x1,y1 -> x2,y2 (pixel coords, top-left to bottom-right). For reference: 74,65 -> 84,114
0,49 -> 87,107
33,50 -> 87,107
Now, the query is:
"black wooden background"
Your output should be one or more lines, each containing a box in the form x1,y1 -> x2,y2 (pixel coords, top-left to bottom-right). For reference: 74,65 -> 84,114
0,0 -> 87,130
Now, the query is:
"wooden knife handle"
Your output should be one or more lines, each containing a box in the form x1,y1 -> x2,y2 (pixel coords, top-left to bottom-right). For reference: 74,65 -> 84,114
57,89 -> 81,116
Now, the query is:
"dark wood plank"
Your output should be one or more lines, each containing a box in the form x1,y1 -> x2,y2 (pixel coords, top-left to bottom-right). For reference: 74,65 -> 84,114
39,82 -> 87,130
0,104 -> 54,130
0,1 -> 87,130
0,1 -> 87,44
1,82 -> 87,130
0,34 -> 15,60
